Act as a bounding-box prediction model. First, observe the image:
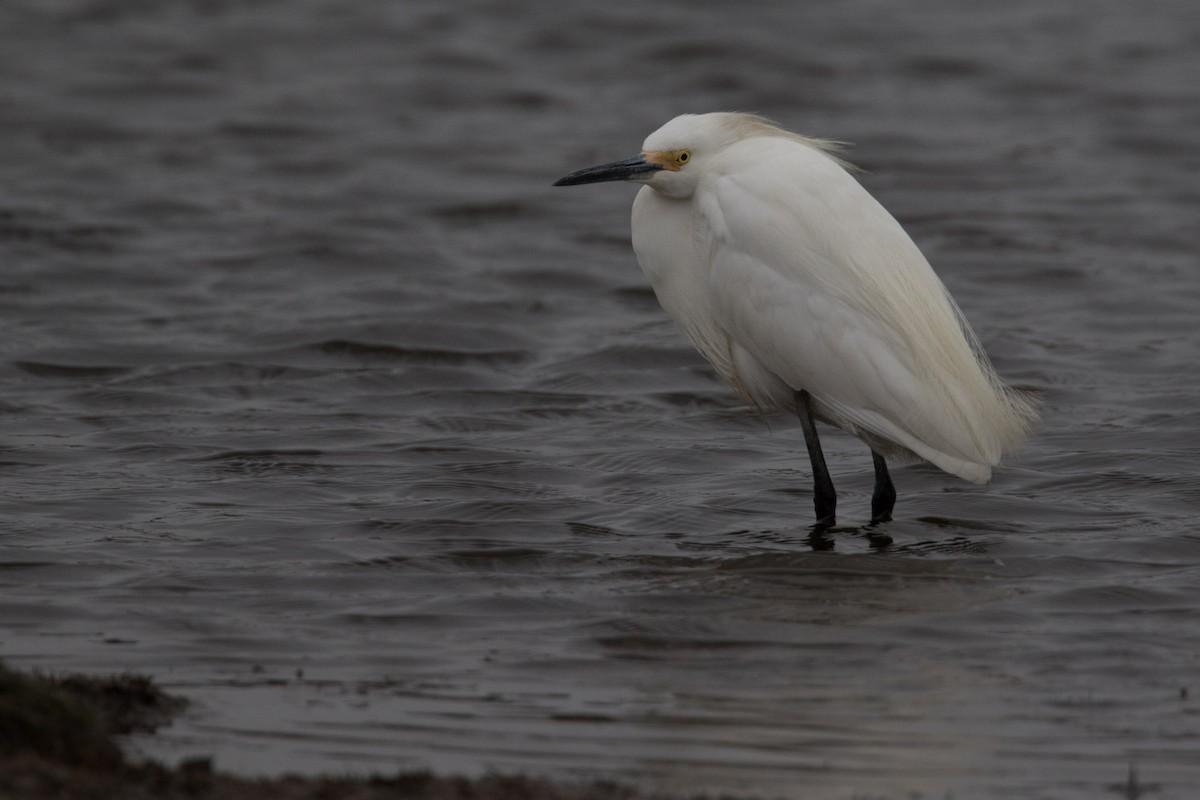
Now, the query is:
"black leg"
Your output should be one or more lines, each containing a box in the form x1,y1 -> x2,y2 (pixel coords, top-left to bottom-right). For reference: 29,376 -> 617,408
796,390 -> 836,526
870,450 -> 896,524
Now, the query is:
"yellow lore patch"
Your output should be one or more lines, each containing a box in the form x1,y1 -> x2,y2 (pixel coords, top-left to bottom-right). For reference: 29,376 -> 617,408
644,150 -> 691,171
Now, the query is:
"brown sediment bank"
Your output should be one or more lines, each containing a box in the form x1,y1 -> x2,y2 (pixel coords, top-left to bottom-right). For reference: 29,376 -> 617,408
0,663 -> 690,800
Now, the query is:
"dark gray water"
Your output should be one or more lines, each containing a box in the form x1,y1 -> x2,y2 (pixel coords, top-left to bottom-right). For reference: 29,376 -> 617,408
2,0 -> 1199,797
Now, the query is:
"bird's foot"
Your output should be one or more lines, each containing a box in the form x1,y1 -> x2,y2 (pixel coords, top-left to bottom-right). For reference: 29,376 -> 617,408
811,511 -> 836,531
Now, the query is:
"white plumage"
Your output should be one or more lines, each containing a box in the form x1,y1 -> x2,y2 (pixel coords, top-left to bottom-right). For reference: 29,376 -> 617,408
556,112 -> 1036,525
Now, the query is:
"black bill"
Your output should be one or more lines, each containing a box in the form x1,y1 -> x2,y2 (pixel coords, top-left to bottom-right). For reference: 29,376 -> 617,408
553,154 -> 662,186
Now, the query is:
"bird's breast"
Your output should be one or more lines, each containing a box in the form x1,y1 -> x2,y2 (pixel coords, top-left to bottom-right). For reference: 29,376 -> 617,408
630,187 -> 696,290
631,187 -> 769,403
634,188 -> 733,345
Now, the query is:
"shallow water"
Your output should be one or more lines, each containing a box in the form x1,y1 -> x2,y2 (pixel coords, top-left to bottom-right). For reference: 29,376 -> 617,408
2,0 -> 1199,797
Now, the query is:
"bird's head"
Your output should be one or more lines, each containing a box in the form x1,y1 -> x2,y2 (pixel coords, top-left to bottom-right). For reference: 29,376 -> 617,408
554,113 -> 740,199
554,113 -> 847,200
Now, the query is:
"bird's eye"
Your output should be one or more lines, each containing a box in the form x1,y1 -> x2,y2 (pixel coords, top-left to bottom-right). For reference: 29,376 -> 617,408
677,150 -> 690,164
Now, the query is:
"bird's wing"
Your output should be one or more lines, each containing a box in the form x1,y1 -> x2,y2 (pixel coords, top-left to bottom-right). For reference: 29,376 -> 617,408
695,141 -> 998,481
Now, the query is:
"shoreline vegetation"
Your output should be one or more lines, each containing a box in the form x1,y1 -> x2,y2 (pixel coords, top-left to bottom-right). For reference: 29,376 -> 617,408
0,661 -> 702,800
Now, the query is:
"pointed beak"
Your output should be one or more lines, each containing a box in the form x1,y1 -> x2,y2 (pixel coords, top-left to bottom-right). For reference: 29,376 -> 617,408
553,154 -> 662,186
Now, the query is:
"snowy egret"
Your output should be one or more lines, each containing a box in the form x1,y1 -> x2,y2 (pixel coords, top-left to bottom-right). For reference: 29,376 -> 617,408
554,113 -> 1036,527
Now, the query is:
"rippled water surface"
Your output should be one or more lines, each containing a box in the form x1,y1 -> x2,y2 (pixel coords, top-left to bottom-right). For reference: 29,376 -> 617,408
3,1 -> 1199,797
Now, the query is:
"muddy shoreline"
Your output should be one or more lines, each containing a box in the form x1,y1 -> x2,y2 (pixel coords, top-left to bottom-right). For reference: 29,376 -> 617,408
0,662 -> 713,800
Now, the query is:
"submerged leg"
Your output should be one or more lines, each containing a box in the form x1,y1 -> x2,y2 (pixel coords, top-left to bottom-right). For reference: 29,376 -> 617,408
870,450 -> 896,524
796,390 -> 836,526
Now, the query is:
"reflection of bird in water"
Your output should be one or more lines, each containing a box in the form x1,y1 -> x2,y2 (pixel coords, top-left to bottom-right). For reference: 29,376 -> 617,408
555,112 -> 1036,528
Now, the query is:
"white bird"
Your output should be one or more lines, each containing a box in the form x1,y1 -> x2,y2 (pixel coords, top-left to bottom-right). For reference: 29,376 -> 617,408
554,113 -> 1036,527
